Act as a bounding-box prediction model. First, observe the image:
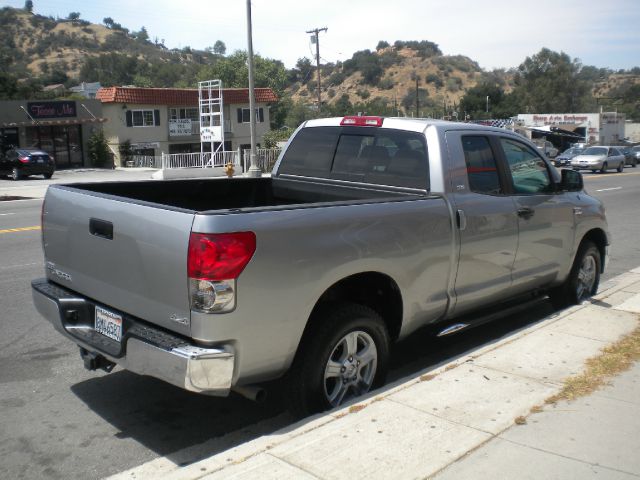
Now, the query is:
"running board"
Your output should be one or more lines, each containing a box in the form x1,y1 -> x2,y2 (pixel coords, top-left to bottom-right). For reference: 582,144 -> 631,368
435,295 -> 546,338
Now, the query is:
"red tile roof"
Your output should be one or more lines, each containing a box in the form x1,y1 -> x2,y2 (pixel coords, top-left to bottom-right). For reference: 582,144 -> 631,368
96,87 -> 278,105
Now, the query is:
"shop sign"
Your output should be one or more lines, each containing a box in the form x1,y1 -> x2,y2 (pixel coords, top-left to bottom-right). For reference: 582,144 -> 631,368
131,142 -> 160,149
169,119 -> 193,136
27,101 -> 76,119
201,126 -> 222,143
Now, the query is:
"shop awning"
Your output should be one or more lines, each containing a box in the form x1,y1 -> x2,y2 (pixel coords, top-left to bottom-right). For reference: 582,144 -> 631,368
0,117 -> 108,128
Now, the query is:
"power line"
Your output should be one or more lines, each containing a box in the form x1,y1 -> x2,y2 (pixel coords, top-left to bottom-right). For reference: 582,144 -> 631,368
306,27 -> 327,110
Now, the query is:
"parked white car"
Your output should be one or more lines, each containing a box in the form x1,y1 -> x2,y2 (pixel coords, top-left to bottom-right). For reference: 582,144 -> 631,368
571,146 -> 625,173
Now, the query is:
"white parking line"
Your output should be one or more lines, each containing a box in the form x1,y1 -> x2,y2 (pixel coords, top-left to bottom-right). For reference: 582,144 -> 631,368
0,213 -> 16,216
595,187 -> 623,192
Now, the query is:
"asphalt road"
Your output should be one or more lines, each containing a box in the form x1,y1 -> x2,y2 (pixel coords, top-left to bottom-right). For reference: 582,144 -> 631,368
0,170 -> 638,479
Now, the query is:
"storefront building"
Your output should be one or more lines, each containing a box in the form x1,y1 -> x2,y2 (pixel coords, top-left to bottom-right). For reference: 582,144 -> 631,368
0,99 -> 105,168
516,112 -> 626,146
96,87 -> 278,166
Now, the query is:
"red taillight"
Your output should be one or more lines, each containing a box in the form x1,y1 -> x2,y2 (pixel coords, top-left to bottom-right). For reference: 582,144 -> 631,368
19,156 -> 30,163
340,116 -> 383,127
188,232 -> 256,281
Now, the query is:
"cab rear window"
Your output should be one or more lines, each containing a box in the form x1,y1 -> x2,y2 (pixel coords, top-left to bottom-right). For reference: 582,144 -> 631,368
278,126 -> 428,190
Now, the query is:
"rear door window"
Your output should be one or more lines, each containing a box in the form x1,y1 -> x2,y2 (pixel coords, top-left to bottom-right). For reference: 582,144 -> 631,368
279,126 -> 428,189
461,136 -> 503,195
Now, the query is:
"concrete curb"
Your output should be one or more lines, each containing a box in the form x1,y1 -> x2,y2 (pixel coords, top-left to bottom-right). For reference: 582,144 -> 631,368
107,267 -> 640,480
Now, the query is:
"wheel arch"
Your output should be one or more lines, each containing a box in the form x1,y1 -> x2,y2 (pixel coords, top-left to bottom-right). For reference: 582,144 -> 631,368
580,228 -> 608,273
303,272 -> 404,343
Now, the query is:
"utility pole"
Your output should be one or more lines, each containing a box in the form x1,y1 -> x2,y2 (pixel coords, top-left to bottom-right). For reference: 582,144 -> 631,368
415,76 -> 419,118
306,27 -> 327,111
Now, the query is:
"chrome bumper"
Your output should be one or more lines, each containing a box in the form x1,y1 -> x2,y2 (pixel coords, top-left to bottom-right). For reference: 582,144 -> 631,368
31,279 -> 234,396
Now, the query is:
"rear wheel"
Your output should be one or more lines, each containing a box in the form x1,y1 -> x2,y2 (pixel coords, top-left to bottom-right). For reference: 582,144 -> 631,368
11,168 -> 22,181
600,162 -> 608,173
286,303 -> 390,417
617,162 -> 624,173
43,173 -> 53,179
549,241 -> 601,309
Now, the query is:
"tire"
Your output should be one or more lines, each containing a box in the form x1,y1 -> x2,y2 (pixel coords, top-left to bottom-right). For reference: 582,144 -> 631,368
286,303 -> 390,417
43,173 -> 53,179
600,162 -> 608,173
617,162 -> 624,173
633,159 -> 637,168
549,241 -> 601,309
11,168 -> 22,181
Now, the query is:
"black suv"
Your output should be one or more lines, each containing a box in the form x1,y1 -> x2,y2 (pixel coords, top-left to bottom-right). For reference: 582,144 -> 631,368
0,148 -> 55,180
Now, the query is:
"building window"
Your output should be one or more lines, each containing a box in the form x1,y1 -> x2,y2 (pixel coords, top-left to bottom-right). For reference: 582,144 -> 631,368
169,107 -> 199,122
237,108 -> 264,124
126,109 -> 160,127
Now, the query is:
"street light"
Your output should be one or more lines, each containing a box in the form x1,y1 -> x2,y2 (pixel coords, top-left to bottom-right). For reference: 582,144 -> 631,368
245,0 -> 261,177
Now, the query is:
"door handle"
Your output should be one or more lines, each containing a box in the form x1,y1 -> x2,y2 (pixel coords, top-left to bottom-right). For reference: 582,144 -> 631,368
517,207 -> 535,219
89,218 -> 113,240
456,209 -> 467,231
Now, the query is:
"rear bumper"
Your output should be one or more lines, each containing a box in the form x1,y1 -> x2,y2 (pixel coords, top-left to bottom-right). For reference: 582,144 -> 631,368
31,279 -> 234,395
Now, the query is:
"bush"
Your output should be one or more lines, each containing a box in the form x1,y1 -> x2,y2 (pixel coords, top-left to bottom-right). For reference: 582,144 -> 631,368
378,77 -> 394,90
356,88 -> 370,99
88,130 -> 112,168
328,71 -> 346,87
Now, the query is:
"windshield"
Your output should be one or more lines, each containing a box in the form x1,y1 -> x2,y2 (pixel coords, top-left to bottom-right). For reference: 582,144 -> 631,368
582,147 -> 607,156
563,148 -> 582,155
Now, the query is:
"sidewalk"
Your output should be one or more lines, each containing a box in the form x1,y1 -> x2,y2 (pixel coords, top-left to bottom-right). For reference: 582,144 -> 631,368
109,268 -> 640,480
0,167 -> 158,200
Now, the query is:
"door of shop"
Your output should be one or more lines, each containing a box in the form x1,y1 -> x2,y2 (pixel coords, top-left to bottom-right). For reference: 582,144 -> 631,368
25,125 -> 83,168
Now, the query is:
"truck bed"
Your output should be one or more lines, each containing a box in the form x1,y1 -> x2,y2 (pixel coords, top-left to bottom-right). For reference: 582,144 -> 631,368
67,176 -> 421,213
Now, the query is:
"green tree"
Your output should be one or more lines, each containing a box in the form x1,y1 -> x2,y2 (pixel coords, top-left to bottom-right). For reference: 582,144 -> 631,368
295,57 -> 314,84
103,17 -> 114,28
24,1 -> 33,13
263,127 -> 294,148
87,130 -> 112,168
135,26 -> 149,43
67,12 -> 80,22
508,48 -> 591,113
213,40 -> 226,55
460,83 -> 507,119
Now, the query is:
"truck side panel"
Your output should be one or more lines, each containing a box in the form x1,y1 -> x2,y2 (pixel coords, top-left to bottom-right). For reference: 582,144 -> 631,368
189,196 -> 453,384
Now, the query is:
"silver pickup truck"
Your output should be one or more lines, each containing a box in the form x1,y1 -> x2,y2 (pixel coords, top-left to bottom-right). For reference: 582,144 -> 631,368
32,116 -> 609,416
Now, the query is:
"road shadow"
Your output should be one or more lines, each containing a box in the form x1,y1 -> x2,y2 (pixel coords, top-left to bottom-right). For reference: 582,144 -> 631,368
71,297 -> 556,470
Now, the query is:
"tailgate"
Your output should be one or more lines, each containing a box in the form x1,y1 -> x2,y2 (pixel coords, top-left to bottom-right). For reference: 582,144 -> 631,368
42,186 -> 195,336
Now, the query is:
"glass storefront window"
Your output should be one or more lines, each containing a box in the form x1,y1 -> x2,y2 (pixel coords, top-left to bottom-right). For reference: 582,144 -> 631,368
24,125 -> 84,168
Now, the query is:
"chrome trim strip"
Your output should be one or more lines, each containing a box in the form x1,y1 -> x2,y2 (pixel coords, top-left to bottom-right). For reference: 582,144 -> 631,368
276,173 -> 428,196
436,323 -> 469,337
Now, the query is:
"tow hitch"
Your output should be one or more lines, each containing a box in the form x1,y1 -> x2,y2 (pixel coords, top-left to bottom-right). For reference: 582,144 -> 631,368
80,348 -> 115,373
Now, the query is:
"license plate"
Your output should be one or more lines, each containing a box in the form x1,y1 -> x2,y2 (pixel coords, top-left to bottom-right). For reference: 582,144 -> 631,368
37,158 -> 44,163
95,306 -> 123,342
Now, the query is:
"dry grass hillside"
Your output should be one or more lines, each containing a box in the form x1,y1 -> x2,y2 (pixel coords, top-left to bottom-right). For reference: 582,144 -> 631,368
288,45 -> 512,113
1,8 -> 180,80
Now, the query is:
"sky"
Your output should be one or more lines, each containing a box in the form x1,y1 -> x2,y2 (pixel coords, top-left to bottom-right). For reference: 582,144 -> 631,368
5,0 -> 640,71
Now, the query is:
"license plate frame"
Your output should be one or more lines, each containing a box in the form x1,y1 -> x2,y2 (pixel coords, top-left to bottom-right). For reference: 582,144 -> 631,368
95,306 -> 123,342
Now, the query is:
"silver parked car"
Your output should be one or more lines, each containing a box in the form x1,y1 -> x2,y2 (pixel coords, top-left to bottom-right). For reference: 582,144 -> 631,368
571,146 -> 625,173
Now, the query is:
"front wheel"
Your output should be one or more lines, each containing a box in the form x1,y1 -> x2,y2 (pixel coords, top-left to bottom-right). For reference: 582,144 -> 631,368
600,162 -> 608,173
549,241 -> 601,309
11,168 -> 22,181
286,303 -> 390,417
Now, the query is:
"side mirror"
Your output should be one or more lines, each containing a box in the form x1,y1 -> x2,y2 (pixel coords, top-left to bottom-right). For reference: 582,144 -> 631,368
560,168 -> 583,192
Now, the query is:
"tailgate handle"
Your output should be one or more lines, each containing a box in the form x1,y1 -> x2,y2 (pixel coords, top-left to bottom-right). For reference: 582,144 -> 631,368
89,218 -> 113,240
